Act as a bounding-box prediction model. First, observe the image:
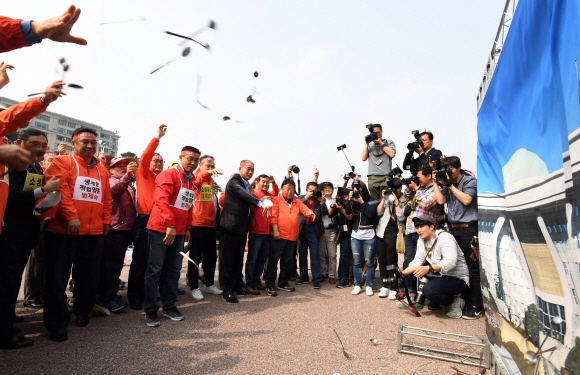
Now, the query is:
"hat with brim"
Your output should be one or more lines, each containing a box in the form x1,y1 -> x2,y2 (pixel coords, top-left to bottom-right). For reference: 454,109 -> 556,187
412,214 -> 435,227
110,157 -> 137,168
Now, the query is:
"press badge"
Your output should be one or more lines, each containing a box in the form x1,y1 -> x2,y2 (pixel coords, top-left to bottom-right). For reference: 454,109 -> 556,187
343,225 -> 348,231
375,159 -> 383,166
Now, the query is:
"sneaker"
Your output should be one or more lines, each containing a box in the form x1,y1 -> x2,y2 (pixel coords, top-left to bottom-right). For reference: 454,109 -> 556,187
267,287 -> 277,297
446,297 -> 466,319
336,278 -> 349,289
313,282 -> 321,289
352,286 -> 362,295
253,281 -> 266,290
462,305 -> 484,320
295,279 -> 309,285
161,307 -> 184,321
191,288 -> 204,300
388,290 -> 398,300
396,296 -> 424,310
428,301 -> 441,311
198,263 -> 204,278
366,286 -> 374,296
107,299 -> 128,313
146,312 -> 161,327
277,285 -> 295,292
378,287 -> 389,298
205,285 -> 223,295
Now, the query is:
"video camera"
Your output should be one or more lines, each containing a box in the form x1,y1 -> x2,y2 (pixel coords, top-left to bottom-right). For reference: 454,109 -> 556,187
385,265 -> 421,317
365,124 -> 380,143
407,130 -> 424,151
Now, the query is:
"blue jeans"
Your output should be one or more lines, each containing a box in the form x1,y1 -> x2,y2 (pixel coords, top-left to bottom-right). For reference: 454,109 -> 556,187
338,232 -> 351,279
351,237 -> 376,287
298,224 -> 321,283
245,233 -> 269,284
404,232 -> 419,260
144,230 -> 184,314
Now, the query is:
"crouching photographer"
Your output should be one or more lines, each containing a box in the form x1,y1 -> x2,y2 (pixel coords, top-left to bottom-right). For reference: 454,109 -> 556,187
432,156 -> 482,319
400,215 -> 470,319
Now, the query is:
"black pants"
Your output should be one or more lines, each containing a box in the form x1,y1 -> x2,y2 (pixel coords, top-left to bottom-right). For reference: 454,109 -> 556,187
44,231 -> 103,333
451,223 -> 482,308
376,231 -> 398,280
265,237 -> 296,288
97,229 -> 133,304
24,223 -> 46,303
128,215 -> 149,302
0,231 -> 35,339
219,228 -> 247,292
188,226 -> 217,290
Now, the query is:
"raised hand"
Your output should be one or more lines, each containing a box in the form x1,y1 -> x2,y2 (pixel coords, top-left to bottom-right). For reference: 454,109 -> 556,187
30,5 -> 87,45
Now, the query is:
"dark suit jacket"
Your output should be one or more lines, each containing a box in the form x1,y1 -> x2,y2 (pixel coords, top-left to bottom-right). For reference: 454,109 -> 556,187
297,195 -> 328,238
403,147 -> 442,175
218,173 -> 261,236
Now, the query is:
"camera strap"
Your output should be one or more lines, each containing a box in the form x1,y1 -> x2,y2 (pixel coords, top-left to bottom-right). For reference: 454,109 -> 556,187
368,140 -> 387,157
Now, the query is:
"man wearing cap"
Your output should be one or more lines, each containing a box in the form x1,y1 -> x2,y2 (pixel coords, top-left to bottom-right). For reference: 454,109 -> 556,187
0,128 -> 61,349
188,155 -> 223,301
401,214 -> 470,319
219,160 -> 271,303
144,146 -> 200,327
21,151 -> 57,311
96,157 -> 138,313
43,127 -> 112,342
128,125 -> 167,311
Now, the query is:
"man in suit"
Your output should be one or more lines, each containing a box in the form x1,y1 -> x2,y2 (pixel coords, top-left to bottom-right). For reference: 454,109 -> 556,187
218,160 -> 271,303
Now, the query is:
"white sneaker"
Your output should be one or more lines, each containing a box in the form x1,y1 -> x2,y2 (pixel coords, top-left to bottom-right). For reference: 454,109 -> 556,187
366,286 -> 374,296
198,263 -> 204,278
388,289 -> 398,300
378,287 -> 389,298
447,297 -> 465,319
351,286 -> 362,295
190,288 -> 204,300
204,285 -> 223,295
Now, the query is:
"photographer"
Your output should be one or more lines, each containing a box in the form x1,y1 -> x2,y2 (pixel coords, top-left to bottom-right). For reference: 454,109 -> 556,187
361,124 -> 396,200
376,185 -> 403,299
400,215 -> 470,318
328,184 -> 354,289
403,131 -> 441,175
296,181 -> 327,288
432,156 -> 482,319
344,180 -> 377,296
318,182 -> 338,283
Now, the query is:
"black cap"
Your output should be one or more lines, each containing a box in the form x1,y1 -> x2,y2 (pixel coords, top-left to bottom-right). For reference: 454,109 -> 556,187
412,214 -> 435,226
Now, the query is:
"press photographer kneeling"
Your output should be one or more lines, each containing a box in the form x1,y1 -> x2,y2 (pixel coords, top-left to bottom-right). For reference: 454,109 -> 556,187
401,215 -> 470,319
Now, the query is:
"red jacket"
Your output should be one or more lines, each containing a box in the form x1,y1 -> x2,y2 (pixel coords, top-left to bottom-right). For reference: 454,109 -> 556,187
136,137 -> 159,215
0,16 -> 30,53
270,195 -> 313,241
147,164 -> 194,235
249,186 -> 279,235
44,153 -> 113,235
109,173 -> 136,230
190,169 -> 216,228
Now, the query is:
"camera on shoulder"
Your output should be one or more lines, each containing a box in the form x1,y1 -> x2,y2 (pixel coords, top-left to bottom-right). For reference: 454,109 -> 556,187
365,124 -> 380,143
407,130 -> 424,151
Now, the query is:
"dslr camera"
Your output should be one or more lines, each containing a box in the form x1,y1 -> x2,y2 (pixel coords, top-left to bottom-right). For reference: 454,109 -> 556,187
401,175 -> 419,186
291,165 -> 300,174
351,189 -> 361,200
335,187 -> 347,206
435,168 -> 453,184
407,130 -> 424,151
365,124 -> 380,143
384,167 -> 403,196
344,171 -> 355,180
311,188 -> 322,199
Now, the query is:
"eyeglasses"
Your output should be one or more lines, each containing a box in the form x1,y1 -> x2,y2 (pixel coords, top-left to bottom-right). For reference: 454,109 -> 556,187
152,160 -> 164,164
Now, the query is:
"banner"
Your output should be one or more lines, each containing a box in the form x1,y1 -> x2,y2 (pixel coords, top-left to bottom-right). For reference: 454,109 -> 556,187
477,0 -> 580,373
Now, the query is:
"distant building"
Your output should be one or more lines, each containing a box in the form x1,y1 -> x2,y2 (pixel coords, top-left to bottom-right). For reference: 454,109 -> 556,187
0,96 -> 120,156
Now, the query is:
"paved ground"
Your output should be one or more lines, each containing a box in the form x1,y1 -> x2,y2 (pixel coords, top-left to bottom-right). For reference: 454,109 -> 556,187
2,254 -> 485,375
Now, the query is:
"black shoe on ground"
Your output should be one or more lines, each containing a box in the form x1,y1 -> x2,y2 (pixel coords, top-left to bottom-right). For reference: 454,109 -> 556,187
0,334 -> 34,349
145,312 -> 161,327
292,271 -> 300,279
234,287 -> 251,295
13,315 -> 24,323
295,279 -> 309,285
427,301 -> 441,311
313,282 -> 321,289
253,281 -> 266,290
49,329 -> 68,342
129,300 -> 143,310
320,275 -> 327,282
277,285 -> 295,292
336,278 -> 349,289
75,315 -> 90,327
161,307 -> 184,321
178,288 -> 186,295
267,287 -> 277,297
223,291 -> 238,303
462,305 -> 484,320
288,275 -> 296,282
107,300 -> 128,313
23,301 -> 44,308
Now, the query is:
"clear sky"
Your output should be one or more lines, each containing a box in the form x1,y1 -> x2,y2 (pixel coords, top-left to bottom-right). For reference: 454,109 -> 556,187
2,1 -> 505,189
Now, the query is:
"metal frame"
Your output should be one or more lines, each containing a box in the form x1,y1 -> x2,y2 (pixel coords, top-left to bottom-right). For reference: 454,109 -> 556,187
397,325 -> 489,368
476,0 -> 520,111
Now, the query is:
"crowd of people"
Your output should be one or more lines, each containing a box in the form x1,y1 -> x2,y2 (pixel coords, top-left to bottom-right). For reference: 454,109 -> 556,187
0,6 -> 481,351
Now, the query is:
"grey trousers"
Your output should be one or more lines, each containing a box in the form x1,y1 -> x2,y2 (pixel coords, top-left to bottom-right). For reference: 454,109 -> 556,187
318,229 -> 337,278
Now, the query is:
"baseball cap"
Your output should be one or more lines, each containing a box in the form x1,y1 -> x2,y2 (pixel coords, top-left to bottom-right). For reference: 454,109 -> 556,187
412,214 -> 435,227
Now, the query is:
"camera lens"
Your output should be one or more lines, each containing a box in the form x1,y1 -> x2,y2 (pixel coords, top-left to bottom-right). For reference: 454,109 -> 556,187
292,165 -> 300,173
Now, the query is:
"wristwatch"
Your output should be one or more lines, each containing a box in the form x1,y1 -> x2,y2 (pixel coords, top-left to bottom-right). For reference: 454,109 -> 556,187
428,264 -> 434,274
168,225 -> 175,229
